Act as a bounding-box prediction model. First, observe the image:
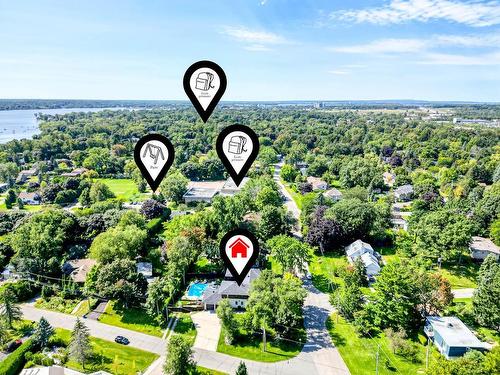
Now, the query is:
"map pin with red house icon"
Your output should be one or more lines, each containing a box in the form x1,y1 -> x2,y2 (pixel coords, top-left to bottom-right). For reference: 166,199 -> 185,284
220,228 -> 260,286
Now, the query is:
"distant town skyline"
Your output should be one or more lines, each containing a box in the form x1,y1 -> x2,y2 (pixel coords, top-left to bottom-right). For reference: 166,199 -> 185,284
1,0 -> 499,101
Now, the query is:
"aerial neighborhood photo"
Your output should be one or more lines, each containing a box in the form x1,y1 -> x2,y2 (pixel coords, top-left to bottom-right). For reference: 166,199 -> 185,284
0,1 -> 499,375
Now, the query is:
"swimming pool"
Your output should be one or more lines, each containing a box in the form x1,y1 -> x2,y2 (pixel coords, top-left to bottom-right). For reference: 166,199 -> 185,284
187,282 -> 208,298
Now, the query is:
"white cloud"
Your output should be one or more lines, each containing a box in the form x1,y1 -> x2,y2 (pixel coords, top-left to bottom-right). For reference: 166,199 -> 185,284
244,44 -> 272,52
221,26 -> 287,44
418,51 -> 500,64
329,38 -> 428,54
331,0 -> 500,27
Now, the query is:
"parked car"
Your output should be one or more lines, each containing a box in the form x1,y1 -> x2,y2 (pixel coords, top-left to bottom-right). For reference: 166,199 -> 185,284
114,336 -> 129,345
6,339 -> 22,352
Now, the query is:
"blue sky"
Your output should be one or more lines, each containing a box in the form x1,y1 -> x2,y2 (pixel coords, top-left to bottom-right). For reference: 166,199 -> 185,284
0,0 -> 499,101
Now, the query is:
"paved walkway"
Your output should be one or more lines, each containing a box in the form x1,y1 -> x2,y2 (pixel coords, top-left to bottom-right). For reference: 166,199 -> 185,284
192,310 -> 221,351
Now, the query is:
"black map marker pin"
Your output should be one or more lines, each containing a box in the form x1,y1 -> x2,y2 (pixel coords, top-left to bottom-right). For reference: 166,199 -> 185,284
183,60 -> 227,123
134,134 -> 175,192
216,124 -> 259,186
220,228 -> 260,286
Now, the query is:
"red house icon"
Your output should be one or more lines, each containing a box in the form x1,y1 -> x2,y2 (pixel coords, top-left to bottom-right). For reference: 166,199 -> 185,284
229,237 -> 250,258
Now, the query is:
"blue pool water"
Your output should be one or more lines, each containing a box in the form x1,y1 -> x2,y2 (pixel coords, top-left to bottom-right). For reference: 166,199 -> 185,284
187,283 -> 208,297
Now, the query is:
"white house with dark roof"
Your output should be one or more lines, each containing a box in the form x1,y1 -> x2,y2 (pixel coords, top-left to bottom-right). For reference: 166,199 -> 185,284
202,269 -> 261,310
424,316 -> 489,359
469,236 -> 500,261
18,191 -> 41,205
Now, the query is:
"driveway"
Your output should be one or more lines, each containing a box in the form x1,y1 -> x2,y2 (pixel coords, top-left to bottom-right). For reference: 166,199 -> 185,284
273,162 -> 301,235
191,311 -> 221,351
452,288 -> 476,298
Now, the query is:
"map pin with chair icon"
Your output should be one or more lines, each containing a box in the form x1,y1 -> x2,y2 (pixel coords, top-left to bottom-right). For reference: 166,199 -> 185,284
134,134 -> 175,192
220,228 -> 260,286
183,60 -> 227,123
216,124 -> 259,187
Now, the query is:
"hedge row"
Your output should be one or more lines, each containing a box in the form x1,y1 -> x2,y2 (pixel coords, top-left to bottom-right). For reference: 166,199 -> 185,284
0,339 -> 35,375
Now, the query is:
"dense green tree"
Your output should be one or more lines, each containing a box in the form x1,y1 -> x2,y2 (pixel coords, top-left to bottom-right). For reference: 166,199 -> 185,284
89,224 -> 147,263
280,164 -> 299,183
89,181 -> 115,203
472,254 -> 500,331
69,318 -> 92,369
235,361 -> 248,375
34,317 -> 54,348
0,287 -> 22,328
258,146 -> 278,169
259,206 -> 292,240
267,235 -> 310,275
160,171 -> 189,204
217,298 -> 237,344
0,162 -> 18,186
163,335 -> 195,375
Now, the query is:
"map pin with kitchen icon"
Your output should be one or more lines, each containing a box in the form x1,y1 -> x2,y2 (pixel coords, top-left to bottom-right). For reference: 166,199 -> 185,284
134,134 -> 175,192
220,228 -> 260,286
216,124 -> 259,186
183,60 -> 227,123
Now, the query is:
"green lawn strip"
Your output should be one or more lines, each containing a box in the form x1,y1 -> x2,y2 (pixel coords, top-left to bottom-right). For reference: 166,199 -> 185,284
196,366 -> 228,375
437,261 -> 479,289
173,312 -> 197,346
72,298 -> 99,317
35,297 -> 82,315
55,328 -> 158,375
309,252 -> 348,293
98,300 -> 164,337
280,178 -> 303,209
326,313 -> 431,375
216,315 -> 303,363
95,178 -> 149,202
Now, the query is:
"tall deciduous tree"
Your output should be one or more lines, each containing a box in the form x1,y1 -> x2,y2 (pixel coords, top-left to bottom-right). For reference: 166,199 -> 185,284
216,298 -> 237,344
473,254 -> 500,331
163,335 -> 195,375
160,171 -> 188,204
267,235 -> 310,275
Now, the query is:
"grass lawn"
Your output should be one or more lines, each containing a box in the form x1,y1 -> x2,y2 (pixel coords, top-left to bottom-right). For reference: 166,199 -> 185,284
309,252 -> 348,293
55,328 -> 158,374
98,301 -> 164,337
95,178 -> 149,202
194,257 -> 221,273
173,313 -> 197,346
217,315 -> 304,363
72,298 -> 99,317
437,261 -> 479,289
326,313 -> 435,375
196,366 -> 227,375
35,296 -> 82,315
280,179 -> 304,209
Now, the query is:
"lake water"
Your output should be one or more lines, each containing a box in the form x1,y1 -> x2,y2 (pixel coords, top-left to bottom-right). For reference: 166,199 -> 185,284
0,108 -> 122,144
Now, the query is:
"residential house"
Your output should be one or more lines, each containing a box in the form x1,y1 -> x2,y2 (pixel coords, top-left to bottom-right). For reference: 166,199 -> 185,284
219,177 -> 250,196
16,168 -> 37,183
346,240 -> 381,277
394,184 -> 414,201
18,192 -> 41,205
323,188 -> 342,202
469,236 -> 500,261
383,171 -> 396,187
424,316 -> 489,359
0,183 -> 8,192
61,167 -> 88,178
183,180 -> 225,204
1,264 -> 19,280
307,176 -> 328,191
202,269 -> 261,310
62,259 -> 97,283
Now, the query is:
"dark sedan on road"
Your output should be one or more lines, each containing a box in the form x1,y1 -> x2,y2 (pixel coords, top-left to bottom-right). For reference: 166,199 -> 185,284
114,336 -> 129,345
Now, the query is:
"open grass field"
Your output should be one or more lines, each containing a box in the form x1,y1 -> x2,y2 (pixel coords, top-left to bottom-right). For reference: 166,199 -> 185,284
173,312 -> 197,346
95,178 -> 149,202
217,315 -> 304,363
326,313 -> 436,375
437,261 -> 479,289
98,300 -> 164,337
309,252 -> 348,293
55,328 -> 158,374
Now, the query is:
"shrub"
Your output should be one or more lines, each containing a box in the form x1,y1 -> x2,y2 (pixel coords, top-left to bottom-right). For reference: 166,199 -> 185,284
0,339 -> 35,375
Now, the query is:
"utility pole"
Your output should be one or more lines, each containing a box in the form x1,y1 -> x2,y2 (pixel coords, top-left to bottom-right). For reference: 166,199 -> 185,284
375,344 -> 380,375
262,326 -> 267,352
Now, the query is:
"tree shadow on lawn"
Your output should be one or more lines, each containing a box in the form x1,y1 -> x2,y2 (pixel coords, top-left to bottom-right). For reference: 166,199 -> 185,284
111,302 -> 161,327
311,274 -> 335,294
324,316 -> 347,348
174,315 -> 194,334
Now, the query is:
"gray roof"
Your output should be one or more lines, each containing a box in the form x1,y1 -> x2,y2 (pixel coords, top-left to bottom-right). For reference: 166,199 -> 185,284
426,316 -> 487,349
324,188 -> 342,198
394,184 -> 414,195
183,187 -> 219,199
470,236 -> 500,255
202,268 -> 261,305
346,239 -> 374,258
